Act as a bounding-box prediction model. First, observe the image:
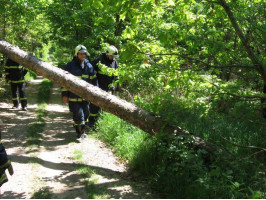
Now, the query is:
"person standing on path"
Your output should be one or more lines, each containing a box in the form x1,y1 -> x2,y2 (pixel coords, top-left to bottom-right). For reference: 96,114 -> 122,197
4,58 -> 28,111
61,45 -> 98,139
87,45 -> 119,128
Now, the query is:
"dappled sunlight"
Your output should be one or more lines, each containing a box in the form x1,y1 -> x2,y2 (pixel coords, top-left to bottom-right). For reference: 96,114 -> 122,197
30,77 -> 43,84
1,80 -> 156,198
46,104 -> 68,112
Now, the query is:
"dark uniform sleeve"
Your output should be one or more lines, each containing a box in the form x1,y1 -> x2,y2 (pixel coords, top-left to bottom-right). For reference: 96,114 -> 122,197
113,60 -> 119,88
0,141 -> 13,187
91,69 -> 98,87
114,60 -> 119,70
91,57 -> 101,73
4,59 -> 11,82
114,60 -> 119,79
22,67 -> 28,77
61,64 -> 70,97
86,61 -> 98,87
4,66 -> 10,82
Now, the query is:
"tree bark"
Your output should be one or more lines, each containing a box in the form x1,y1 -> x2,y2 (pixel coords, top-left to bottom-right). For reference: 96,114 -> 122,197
0,39 -> 214,151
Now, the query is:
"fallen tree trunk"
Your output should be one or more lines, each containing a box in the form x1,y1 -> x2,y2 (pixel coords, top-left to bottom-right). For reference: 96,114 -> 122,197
0,39 -> 213,151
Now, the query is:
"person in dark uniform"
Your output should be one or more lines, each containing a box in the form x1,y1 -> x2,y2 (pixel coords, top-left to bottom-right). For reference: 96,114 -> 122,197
87,45 -> 119,128
4,58 -> 28,111
0,120 -> 14,191
61,45 -> 98,139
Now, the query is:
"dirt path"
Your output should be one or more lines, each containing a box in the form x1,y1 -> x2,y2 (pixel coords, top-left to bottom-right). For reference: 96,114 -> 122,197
0,79 -> 155,199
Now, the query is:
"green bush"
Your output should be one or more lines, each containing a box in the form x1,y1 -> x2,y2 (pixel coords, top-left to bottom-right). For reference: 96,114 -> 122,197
25,70 -> 37,81
94,111 -> 266,199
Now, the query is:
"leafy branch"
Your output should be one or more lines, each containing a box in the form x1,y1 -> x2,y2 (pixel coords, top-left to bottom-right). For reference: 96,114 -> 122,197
138,50 -> 254,70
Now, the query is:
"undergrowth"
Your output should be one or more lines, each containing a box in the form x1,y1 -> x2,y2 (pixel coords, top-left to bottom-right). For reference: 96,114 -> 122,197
93,109 -> 266,199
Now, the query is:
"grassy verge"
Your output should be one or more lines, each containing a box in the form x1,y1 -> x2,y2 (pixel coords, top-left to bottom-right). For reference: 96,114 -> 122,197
27,78 -> 53,147
91,110 -> 266,199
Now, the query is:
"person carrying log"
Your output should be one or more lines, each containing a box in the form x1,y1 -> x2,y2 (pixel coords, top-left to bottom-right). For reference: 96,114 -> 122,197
4,58 -> 28,111
61,45 -> 98,139
87,45 -> 119,128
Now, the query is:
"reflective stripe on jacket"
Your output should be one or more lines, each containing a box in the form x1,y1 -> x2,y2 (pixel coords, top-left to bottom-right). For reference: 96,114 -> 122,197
5,59 -> 27,81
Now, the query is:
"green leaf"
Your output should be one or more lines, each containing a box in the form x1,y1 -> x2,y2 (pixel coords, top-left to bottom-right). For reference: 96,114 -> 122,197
93,0 -> 103,9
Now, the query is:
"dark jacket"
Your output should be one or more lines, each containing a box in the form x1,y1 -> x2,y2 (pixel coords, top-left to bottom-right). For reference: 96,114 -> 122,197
92,53 -> 118,91
61,58 -> 98,100
5,59 -> 27,82
0,127 -> 13,188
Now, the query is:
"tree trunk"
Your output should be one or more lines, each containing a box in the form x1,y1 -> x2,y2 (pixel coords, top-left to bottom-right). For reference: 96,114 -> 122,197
218,0 -> 266,118
0,39 -> 214,151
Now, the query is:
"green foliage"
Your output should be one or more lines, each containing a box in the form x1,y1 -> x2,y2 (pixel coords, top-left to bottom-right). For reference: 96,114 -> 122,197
37,78 -> 53,104
95,112 -> 266,199
97,62 -> 119,77
24,70 -> 37,82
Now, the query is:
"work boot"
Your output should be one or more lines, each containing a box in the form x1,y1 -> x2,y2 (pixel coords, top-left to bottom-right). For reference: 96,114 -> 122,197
76,124 -> 88,142
22,107 -> 27,111
12,105 -> 19,109
80,124 -> 88,139
75,125 -> 82,139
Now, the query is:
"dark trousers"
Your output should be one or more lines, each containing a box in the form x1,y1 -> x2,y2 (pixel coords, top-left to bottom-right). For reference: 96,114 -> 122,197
88,76 -> 116,126
70,101 -> 90,125
88,103 -> 100,126
10,82 -> 27,108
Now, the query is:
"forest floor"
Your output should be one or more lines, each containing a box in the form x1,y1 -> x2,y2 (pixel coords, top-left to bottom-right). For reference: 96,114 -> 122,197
0,77 -> 156,199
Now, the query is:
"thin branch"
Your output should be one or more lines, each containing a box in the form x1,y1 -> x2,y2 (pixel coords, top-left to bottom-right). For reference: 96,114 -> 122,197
210,83 -> 266,100
208,138 -> 235,156
219,136 -> 266,152
238,150 -> 265,162
203,0 -> 220,4
211,92 -> 265,100
138,51 -> 254,69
